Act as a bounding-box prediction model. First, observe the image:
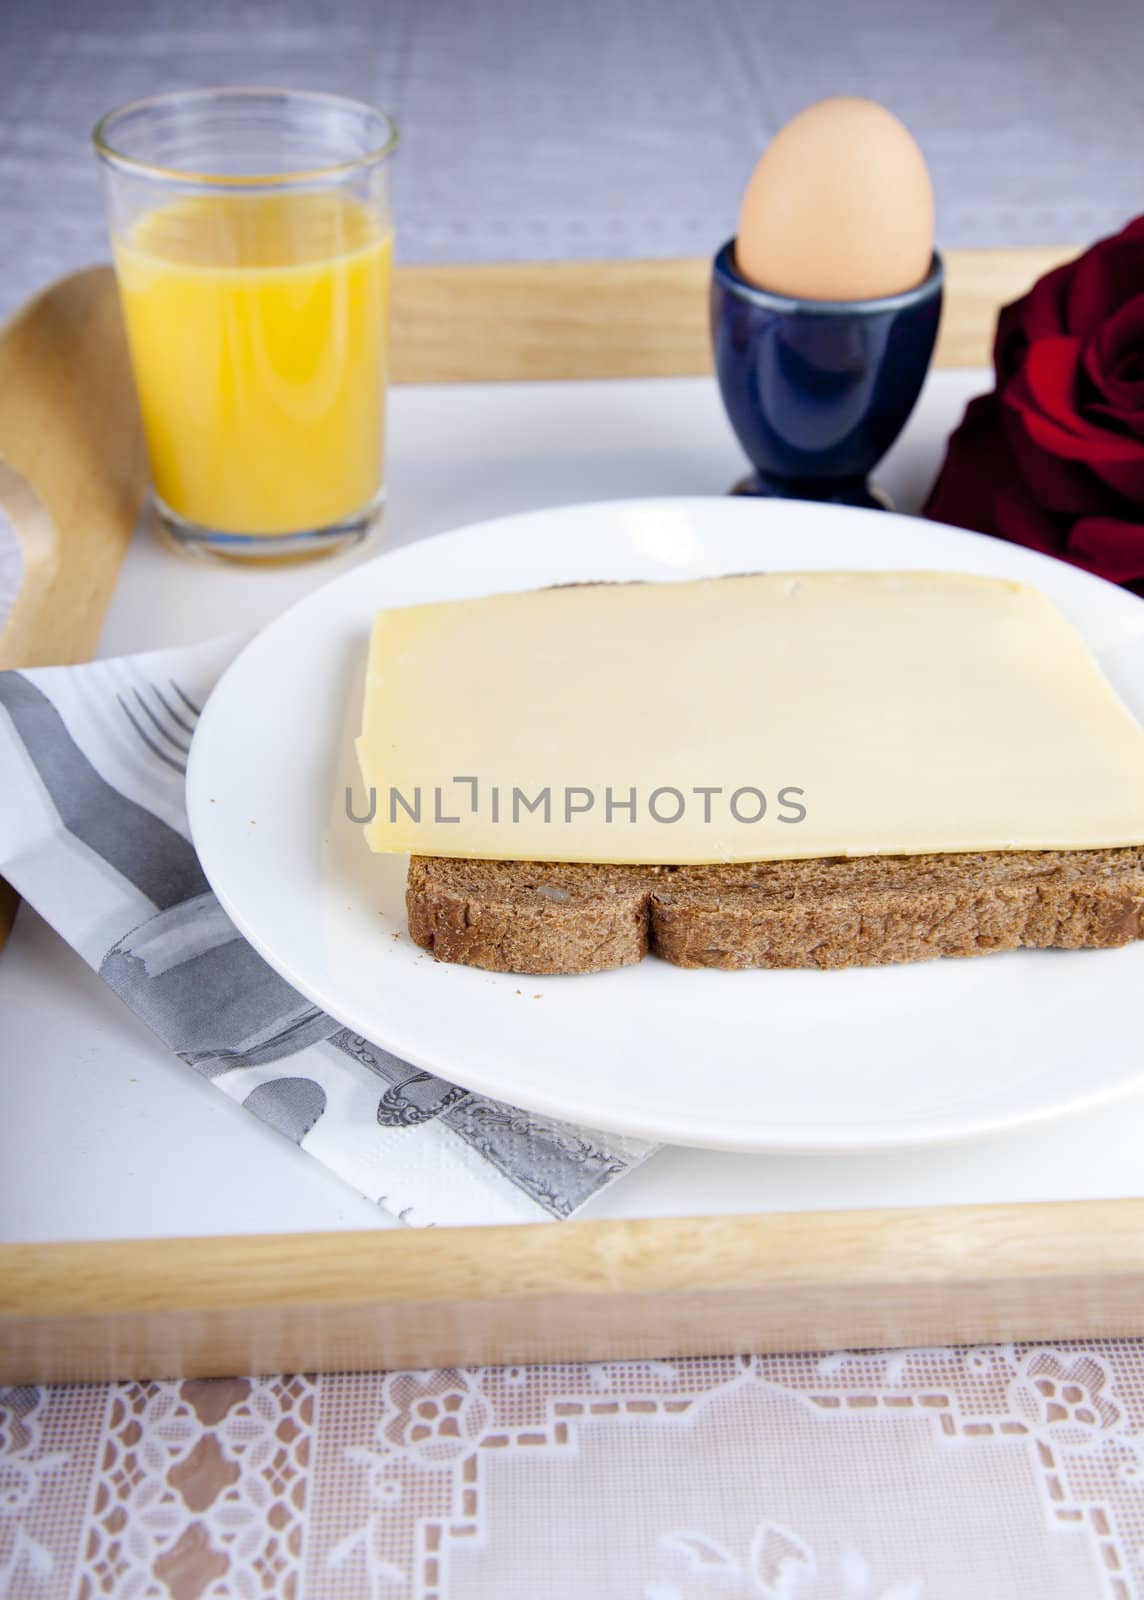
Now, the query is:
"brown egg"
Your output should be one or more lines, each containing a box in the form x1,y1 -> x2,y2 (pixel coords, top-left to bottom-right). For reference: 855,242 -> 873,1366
735,98 -> 934,302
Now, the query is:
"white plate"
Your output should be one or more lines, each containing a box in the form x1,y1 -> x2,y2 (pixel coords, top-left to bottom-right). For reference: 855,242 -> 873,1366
186,497 -> 1144,1152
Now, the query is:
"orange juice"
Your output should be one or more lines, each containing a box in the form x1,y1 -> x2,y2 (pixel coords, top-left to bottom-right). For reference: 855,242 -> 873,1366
113,192 -> 392,535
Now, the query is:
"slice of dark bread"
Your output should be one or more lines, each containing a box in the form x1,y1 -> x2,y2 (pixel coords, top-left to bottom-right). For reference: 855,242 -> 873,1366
406,848 -> 1144,975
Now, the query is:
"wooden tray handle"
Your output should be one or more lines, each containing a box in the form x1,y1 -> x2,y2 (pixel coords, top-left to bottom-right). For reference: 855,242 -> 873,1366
0,461 -> 60,950
0,459 -> 61,661
0,264 -> 147,672
0,266 -> 147,950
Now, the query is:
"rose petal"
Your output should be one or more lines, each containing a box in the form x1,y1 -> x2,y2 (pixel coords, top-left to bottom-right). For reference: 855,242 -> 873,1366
923,393 -> 1012,534
1082,295 -> 1144,437
928,221 -> 1144,593
1016,338 -> 1088,433
992,492 -> 1142,587
1004,343 -> 1144,499
1065,222 -> 1144,334
922,392 -> 1144,589
1000,340 -> 1129,513
1085,295 -> 1144,392
1002,403 -> 1104,516
1015,267 -> 1069,340
1066,515 -> 1144,583
1086,398 -> 1144,441
993,218 -> 1144,382
1017,412 -> 1144,496
994,272 -> 1065,382
992,477 -> 1071,558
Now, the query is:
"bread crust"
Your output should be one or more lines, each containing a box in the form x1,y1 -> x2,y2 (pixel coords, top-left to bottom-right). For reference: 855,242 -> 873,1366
405,849 -> 1144,975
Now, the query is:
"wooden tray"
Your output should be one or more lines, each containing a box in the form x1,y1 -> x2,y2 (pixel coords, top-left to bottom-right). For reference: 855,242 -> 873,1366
9,245 -> 1140,1388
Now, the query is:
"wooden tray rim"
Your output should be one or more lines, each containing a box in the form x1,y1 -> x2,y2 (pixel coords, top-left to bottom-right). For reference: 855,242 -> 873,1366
8,245 -> 1142,1384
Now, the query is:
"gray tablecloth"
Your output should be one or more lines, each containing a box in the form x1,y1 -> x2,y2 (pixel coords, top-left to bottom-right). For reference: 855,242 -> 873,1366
2,0 -> 1141,317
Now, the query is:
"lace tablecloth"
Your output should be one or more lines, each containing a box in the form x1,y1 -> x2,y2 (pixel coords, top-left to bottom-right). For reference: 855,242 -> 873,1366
5,1341 -> 1143,1598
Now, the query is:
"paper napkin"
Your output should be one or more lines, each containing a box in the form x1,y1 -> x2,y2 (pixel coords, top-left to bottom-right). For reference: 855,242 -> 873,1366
0,638 -> 653,1226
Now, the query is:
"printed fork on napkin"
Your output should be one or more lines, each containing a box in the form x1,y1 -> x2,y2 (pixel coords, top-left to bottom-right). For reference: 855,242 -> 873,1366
0,637 -> 653,1226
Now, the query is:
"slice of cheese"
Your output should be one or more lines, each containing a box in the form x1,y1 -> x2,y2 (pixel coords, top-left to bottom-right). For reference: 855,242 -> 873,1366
355,571 -> 1144,864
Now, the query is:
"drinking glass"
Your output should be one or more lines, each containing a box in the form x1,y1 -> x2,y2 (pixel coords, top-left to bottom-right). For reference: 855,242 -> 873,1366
94,87 -> 397,562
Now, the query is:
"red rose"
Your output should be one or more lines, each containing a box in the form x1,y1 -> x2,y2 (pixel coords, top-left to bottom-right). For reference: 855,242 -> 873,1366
925,216 -> 1144,592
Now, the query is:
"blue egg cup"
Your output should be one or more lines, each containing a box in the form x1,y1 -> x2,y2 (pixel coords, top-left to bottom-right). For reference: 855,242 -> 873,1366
710,239 -> 944,508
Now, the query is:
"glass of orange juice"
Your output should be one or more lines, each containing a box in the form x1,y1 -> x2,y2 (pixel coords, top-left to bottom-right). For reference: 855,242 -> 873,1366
94,88 -> 397,562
